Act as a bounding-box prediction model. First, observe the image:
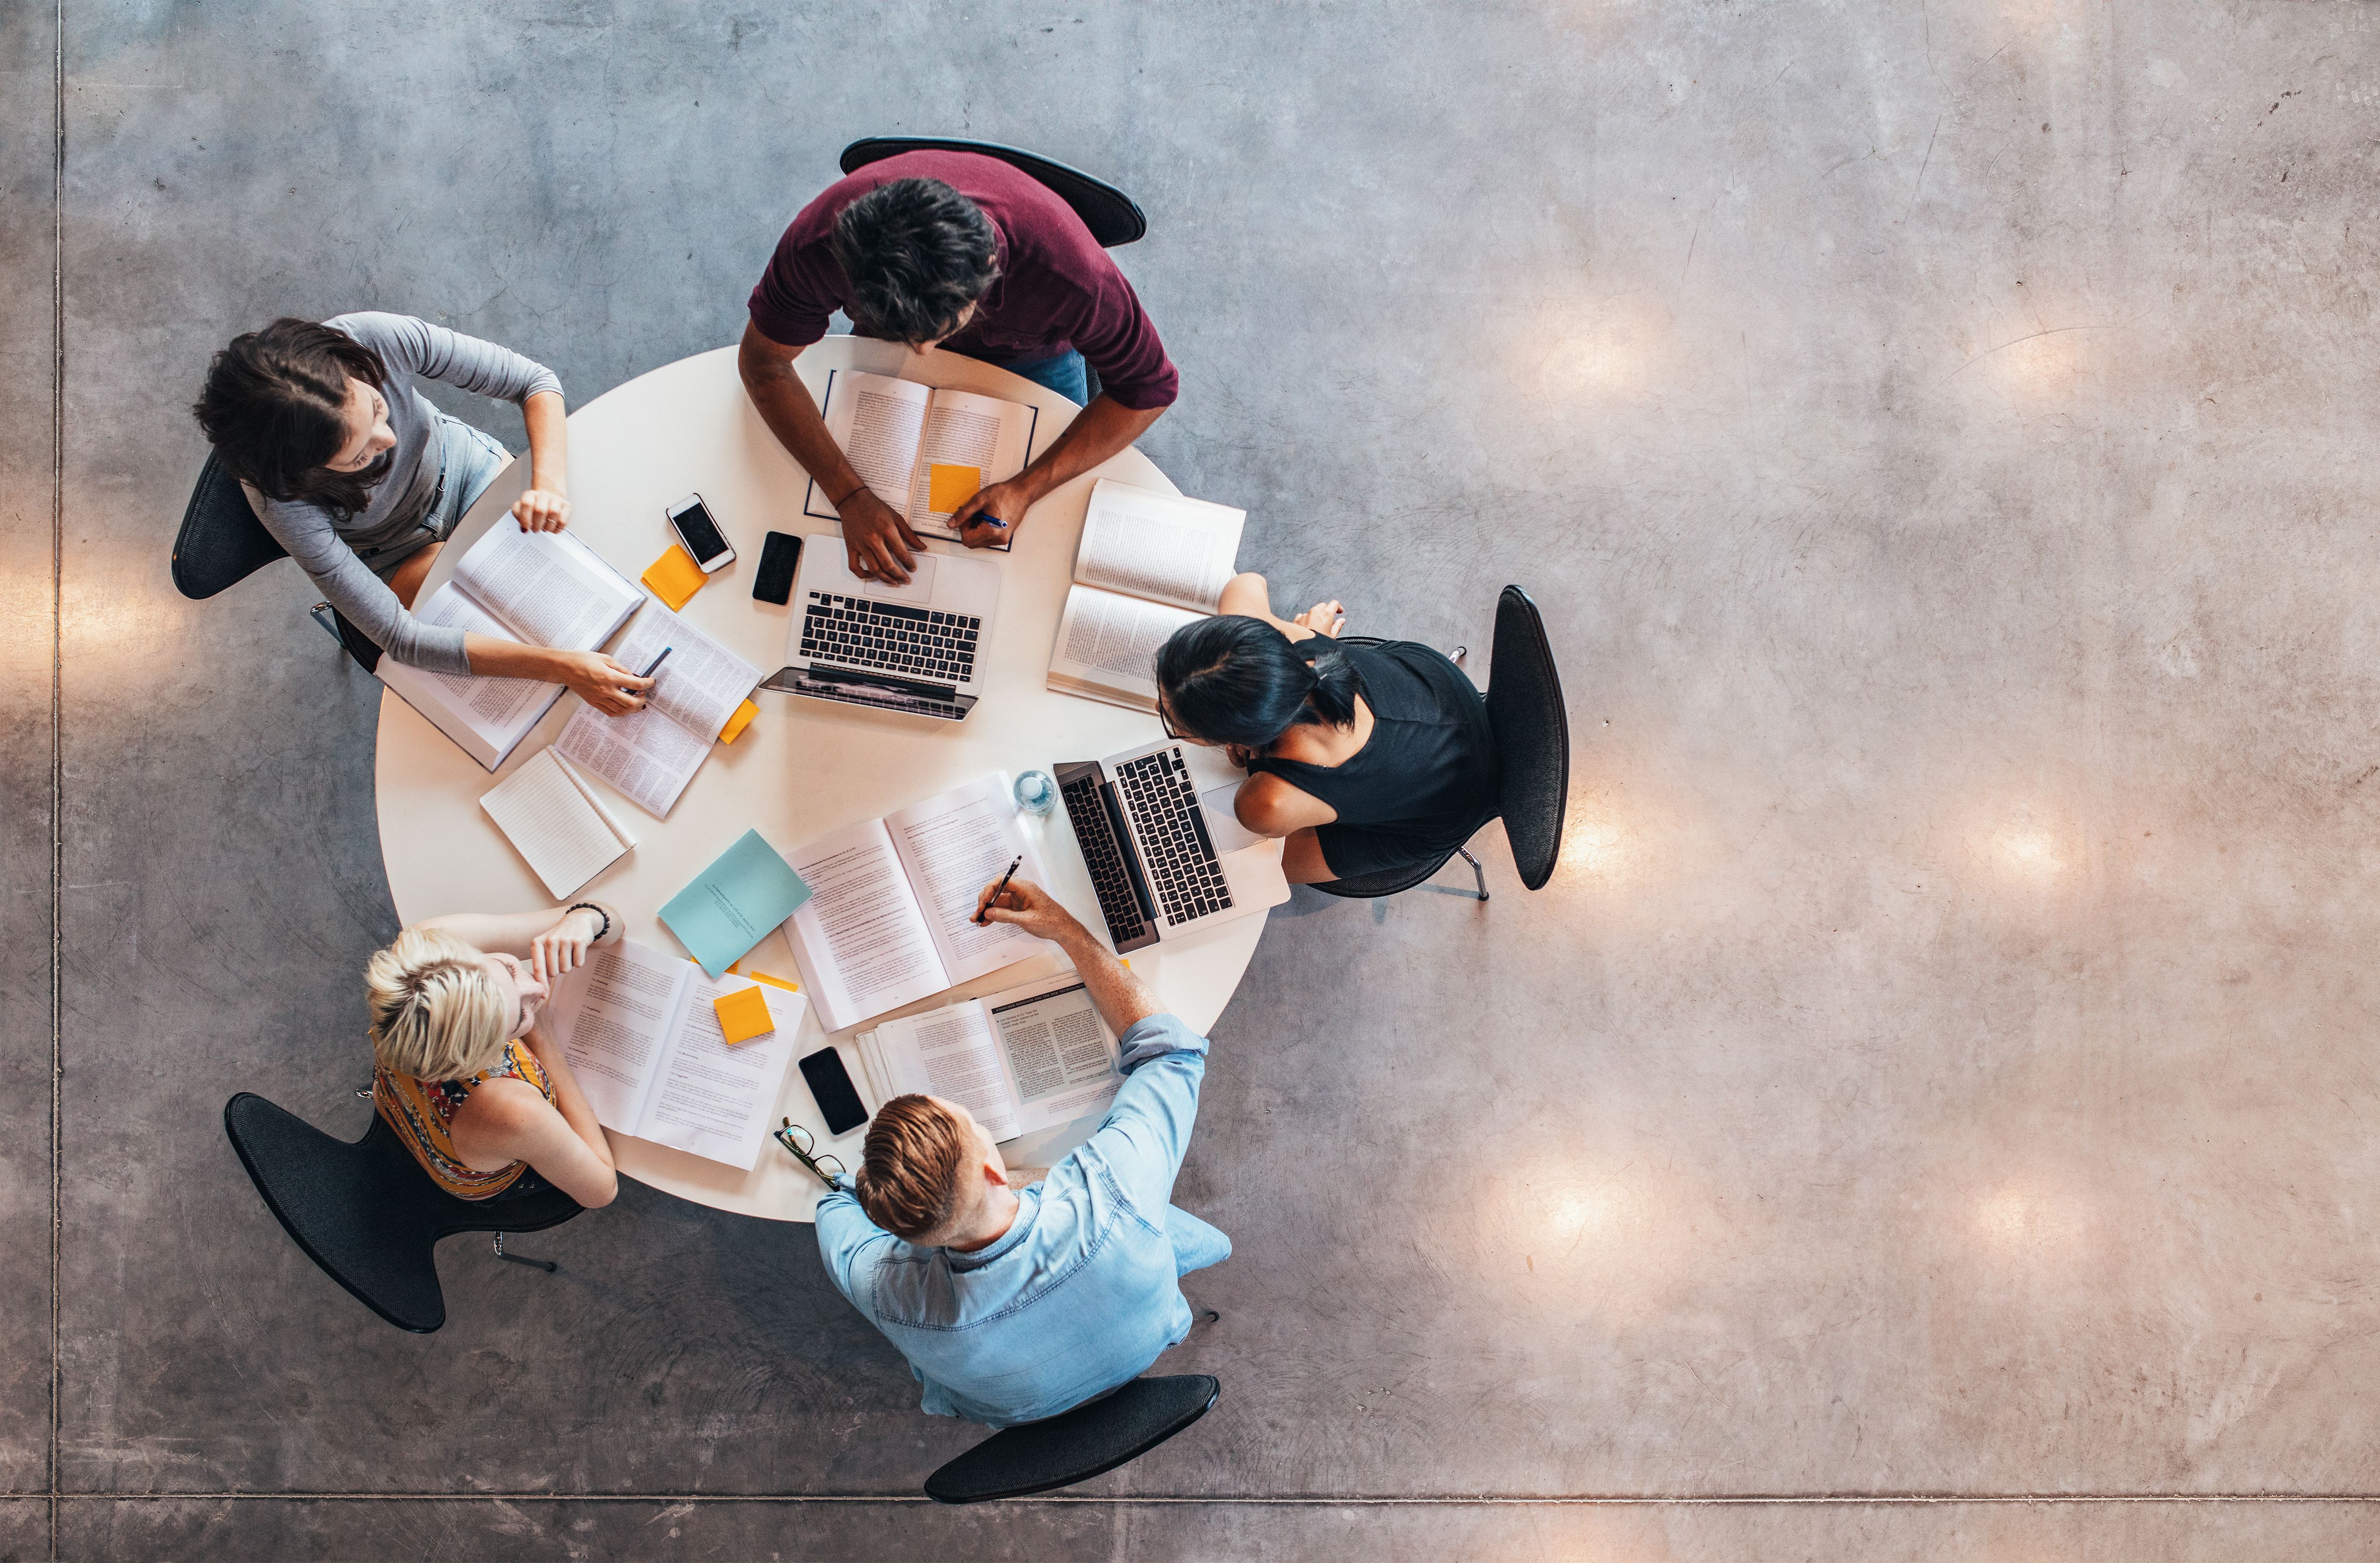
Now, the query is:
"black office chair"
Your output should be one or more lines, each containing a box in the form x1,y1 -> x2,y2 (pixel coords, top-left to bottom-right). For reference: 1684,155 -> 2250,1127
1311,586 -> 1571,901
223,1092 -> 582,1334
839,137 -> 1147,248
172,452 -> 382,674
923,1375 -> 1220,1504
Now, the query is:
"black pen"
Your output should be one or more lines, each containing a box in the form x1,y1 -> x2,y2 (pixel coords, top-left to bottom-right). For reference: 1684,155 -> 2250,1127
977,854 -> 1023,924
639,646 -> 674,679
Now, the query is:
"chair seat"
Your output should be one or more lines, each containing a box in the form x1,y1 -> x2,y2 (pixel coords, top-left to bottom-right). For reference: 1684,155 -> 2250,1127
924,1375 -> 1220,1504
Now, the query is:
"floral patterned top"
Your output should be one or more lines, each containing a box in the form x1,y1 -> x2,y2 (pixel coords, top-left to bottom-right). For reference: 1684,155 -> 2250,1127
374,1038 -> 556,1200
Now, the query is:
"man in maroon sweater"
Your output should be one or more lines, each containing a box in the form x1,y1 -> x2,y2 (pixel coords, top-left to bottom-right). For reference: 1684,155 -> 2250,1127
740,150 -> 1180,583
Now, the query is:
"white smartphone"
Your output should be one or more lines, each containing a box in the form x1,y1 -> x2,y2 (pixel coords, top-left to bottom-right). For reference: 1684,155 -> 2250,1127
667,492 -> 736,572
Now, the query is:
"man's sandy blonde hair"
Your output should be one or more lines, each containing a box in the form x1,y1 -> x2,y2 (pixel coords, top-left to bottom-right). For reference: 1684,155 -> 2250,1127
365,926 -> 512,1081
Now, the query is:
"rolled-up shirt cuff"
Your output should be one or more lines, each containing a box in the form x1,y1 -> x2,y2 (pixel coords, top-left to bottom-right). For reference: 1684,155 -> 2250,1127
1117,1012 -> 1209,1071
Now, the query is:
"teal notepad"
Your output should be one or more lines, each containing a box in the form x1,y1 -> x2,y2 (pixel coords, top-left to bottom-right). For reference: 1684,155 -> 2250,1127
658,829 -> 814,978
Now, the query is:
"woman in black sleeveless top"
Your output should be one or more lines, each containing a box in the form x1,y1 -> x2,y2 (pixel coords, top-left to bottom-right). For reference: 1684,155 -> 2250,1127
1153,573 -> 1498,884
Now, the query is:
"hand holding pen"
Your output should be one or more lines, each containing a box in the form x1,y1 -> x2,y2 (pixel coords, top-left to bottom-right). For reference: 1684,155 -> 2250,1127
975,854 -> 1024,924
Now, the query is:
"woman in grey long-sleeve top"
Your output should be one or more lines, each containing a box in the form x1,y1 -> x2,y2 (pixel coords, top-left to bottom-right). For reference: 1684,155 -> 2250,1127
192,313 -> 651,715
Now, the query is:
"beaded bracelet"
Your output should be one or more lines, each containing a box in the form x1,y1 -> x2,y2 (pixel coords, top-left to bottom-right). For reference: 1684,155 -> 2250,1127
565,902 -> 612,943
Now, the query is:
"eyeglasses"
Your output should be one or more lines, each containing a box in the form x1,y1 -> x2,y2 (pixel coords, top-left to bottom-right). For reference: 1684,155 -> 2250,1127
774,1119 -> 847,1188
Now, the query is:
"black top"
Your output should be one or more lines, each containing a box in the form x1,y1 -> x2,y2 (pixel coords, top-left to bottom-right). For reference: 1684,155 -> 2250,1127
1246,636 -> 1499,878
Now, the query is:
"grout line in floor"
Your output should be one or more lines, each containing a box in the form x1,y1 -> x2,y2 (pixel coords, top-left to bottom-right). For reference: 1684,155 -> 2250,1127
47,1 -> 65,1558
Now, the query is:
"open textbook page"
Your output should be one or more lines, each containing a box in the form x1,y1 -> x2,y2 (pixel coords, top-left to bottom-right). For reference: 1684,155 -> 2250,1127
376,524 -> 642,770
802,370 -> 1040,544
780,818 -> 947,1031
1073,479 -> 1246,612
380,587 -> 562,768
857,980 -> 1120,1144
452,523 -> 642,650
552,603 -> 762,819
555,701 -> 710,819
885,773 -> 1053,988
1045,480 -> 1247,711
1046,585 -> 1202,711
543,937 -> 809,1170
779,774 -> 1057,1031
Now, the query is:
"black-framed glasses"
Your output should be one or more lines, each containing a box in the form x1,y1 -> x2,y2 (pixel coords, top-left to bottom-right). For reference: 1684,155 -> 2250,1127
774,1119 -> 847,1188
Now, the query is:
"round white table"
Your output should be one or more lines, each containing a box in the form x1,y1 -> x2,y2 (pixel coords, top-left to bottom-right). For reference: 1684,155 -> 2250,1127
374,338 -> 1266,1222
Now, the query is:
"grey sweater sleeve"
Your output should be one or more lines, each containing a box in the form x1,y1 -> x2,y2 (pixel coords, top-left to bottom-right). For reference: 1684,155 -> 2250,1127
338,311 -> 565,404
250,494 -> 475,675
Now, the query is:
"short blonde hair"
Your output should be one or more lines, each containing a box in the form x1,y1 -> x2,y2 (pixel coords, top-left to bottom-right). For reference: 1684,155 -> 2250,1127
365,926 -> 513,1081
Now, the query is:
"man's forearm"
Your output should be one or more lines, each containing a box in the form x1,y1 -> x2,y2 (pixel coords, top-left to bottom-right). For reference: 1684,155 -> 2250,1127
1052,920 -> 1164,1036
1016,397 -> 1164,499
738,339 -> 869,508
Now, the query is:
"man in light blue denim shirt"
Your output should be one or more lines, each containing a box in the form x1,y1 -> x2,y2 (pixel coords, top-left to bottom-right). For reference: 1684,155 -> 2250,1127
814,876 -> 1231,1427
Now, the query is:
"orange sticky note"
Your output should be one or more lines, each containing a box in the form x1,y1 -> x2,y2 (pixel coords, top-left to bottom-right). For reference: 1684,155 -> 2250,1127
927,463 -> 983,514
718,697 -> 758,745
713,984 -> 775,1046
642,544 -> 707,611
748,971 -> 802,995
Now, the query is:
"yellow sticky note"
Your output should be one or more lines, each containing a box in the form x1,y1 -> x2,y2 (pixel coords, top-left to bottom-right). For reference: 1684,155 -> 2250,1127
718,697 -> 758,745
641,544 -> 708,611
928,463 -> 983,514
713,984 -> 775,1046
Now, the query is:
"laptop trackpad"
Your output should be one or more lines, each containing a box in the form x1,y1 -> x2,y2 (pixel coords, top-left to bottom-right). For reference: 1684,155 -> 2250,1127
1198,783 -> 1263,854
814,543 -> 939,603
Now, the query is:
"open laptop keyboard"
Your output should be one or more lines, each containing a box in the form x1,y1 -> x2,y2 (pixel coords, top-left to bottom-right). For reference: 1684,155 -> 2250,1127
1115,749 -> 1233,926
801,593 -> 979,685
1062,769 -> 1153,949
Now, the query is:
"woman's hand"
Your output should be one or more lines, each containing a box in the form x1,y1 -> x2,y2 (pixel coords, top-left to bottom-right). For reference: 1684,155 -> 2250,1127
512,488 -> 571,533
528,904 -> 608,982
1292,599 -> 1346,636
553,650 -> 655,717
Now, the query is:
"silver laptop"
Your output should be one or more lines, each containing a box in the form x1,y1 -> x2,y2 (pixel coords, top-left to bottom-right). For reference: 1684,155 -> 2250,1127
760,531 -> 1003,721
1055,738 -> 1292,953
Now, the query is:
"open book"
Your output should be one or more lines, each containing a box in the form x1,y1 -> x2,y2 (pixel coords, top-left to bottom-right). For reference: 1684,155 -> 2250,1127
543,938 -> 809,1170
479,748 -> 637,898
1046,479 -> 1248,710
856,979 -> 1120,1144
378,524 -> 644,769
779,774 -> 1056,1032
801,369 -> 1041,544
554,604 -> 762,818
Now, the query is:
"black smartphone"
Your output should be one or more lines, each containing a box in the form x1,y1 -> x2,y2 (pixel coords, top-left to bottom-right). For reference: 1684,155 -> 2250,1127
799,1046 -> 870,1136
754,530 -> 802,605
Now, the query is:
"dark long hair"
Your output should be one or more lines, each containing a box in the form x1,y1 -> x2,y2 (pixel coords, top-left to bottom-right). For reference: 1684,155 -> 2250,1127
1154,616 -> 1364,749
191,318 -> 388,518
830,178 -> 1000,346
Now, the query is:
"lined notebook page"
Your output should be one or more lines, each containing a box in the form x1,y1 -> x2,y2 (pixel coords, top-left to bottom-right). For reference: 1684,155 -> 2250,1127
480,749 -> 636,897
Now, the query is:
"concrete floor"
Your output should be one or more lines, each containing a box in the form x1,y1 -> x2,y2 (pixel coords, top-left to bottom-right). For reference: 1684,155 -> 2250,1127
7,0 -> 2380,1557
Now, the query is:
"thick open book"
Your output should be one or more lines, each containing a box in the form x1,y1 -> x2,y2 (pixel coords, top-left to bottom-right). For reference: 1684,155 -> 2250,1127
856,978 -> 1120,1144
479,748 -> 637,897
378,525 -> 644,770
801,369 -> 1041,544
779,774 -> 1056,1032
543,938 -> 810,1170
1046,479 -> 1248,710
554,604 -> 762,818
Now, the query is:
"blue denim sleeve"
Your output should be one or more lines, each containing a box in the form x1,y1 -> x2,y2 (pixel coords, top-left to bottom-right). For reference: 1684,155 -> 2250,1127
1085,1012 -> 1210,1214
813,1178 -> 895,1310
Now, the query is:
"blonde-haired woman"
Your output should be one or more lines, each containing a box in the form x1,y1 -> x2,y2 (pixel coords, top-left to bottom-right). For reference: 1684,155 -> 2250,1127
366,903 -> 621,1209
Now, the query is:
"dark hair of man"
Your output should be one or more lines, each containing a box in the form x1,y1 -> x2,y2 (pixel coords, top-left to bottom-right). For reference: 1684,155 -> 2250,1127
1154,616 -> 1365,750
829,178 -> 1000,347
853,1093 -> 972,1241
191,318 -> 389,519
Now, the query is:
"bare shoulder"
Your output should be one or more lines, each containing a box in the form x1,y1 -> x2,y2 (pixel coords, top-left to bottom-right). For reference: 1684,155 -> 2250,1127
453,1076 -> 554,1133
1236,773 -> 1328,833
